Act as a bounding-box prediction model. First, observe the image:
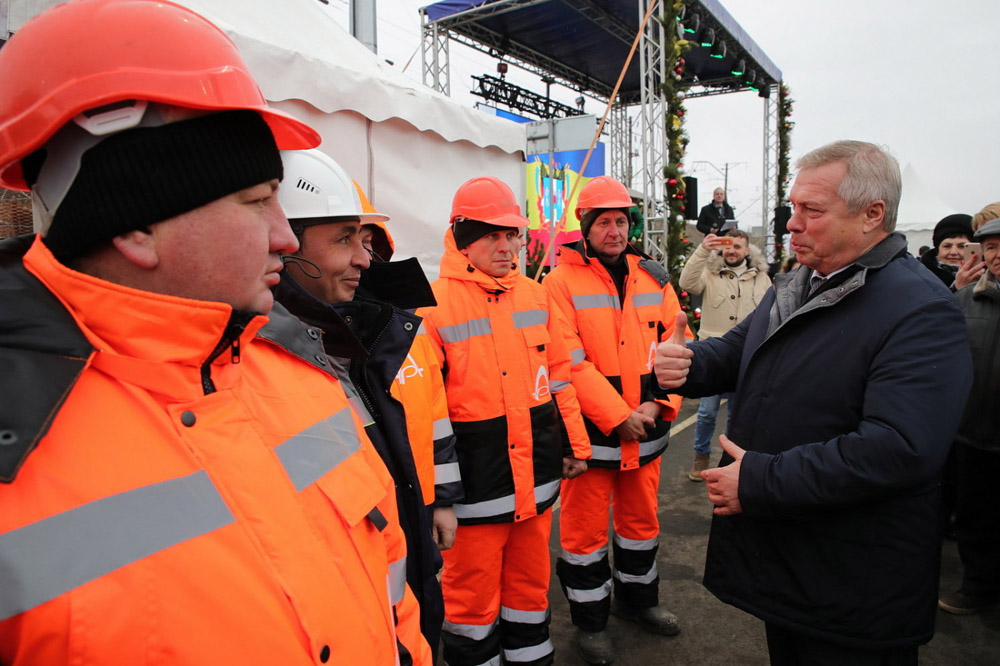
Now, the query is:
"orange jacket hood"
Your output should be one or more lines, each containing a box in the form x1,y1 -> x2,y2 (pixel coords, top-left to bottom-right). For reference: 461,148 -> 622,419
439,227 -> 521,293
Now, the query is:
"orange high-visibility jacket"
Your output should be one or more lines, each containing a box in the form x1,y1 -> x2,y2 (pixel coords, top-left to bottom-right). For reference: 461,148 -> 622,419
0,238 -> 429,666
391,328 -> 463,507
420,232 -> 590,525
544,241 -> 687,470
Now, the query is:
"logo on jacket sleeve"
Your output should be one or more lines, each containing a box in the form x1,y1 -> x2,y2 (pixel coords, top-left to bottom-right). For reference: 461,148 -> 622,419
395,354 -> 425,385
532,365 -> 550,401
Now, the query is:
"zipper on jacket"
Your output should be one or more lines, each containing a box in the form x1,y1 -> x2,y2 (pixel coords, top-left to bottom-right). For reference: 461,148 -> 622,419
201,311 -> 253,395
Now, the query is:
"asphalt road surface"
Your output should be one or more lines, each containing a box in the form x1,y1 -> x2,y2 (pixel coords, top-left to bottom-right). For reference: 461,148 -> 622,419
543,398 -> 1000,665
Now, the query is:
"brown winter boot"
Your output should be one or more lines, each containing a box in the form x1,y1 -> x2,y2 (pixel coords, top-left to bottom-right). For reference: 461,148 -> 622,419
688,453 -> 710,482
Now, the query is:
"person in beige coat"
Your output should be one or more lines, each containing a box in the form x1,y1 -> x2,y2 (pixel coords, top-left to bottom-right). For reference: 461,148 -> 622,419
678,229 -> 771,480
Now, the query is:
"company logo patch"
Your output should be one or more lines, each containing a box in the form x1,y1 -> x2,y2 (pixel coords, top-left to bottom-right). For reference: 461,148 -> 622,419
532,365 -> 550,401
396,354 -> 425,385
646,340 -> 658,371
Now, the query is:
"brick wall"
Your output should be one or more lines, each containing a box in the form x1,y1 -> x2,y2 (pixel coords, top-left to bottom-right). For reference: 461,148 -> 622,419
0,190 -> 33,239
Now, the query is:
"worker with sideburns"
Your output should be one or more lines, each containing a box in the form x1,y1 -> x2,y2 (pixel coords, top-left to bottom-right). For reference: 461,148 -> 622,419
274,148 -> 460,660
420,176 -> 591,666
543,175 -> 689,665
0,1 -> 427,664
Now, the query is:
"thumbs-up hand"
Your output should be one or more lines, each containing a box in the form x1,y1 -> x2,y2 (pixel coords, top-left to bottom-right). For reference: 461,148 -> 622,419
653,311 -> 693,389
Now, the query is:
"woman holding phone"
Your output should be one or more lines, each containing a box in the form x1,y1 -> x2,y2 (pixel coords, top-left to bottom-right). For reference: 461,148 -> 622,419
920,213 -> 977,290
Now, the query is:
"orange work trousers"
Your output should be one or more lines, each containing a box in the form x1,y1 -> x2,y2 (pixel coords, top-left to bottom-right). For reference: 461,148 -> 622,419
441,511 -> 553,665
557,458 -> 662,631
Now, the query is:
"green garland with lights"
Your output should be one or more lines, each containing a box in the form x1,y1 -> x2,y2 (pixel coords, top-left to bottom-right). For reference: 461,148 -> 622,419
661,0 -> 698,329
774,82 -> 795,262
777,83 -> 794,200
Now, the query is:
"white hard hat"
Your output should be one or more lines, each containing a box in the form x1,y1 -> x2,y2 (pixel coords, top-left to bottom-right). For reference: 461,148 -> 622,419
278,149 -> 363,225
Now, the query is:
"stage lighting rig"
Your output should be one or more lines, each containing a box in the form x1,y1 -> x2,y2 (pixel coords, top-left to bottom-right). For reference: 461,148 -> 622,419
470,74 -> 582,119
681,12 -> 701,36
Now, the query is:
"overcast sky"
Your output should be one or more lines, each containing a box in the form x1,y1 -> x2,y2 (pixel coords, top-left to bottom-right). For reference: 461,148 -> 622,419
322,0 -> 1000,231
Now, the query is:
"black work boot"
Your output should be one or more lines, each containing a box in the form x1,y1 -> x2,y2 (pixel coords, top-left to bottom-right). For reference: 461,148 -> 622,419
610,599 -> 680,636
574,628 -> 615,665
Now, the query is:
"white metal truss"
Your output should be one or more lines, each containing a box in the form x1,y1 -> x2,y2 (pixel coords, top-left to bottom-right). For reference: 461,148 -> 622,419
761,83 -> 780,262
638,0 -> 667,262
420,8 -> 451,96
609,103 -> 630,188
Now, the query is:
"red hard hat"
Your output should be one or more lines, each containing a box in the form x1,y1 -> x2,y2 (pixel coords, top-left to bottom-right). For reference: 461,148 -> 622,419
450,176 -> 528,228
0,0 -> 320,190
575,175 -> 634,220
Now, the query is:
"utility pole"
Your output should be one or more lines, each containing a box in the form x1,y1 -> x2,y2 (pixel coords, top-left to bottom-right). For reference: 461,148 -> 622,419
692,160 -> 745,198
350,0 -> 377,53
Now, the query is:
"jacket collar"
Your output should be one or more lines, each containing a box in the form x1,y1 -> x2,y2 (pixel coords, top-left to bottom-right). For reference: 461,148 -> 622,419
0,235 -> 92,359
23,237 -> 268,379
0,235 -> 93,483
558,238 -> 670,287
769,232 -> 907,336
357,257 -> 436,310
273,273 -> 367,359
274,267 -> 421,395
972,270 -> 1000,299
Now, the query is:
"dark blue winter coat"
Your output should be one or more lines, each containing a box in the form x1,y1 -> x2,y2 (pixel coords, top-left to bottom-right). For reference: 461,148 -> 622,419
663,233 -> 972,648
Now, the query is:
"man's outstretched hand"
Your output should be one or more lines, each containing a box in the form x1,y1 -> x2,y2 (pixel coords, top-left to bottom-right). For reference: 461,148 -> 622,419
702,434 -> 746,516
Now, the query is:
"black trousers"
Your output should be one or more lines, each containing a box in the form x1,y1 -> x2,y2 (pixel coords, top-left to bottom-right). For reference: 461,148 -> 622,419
955,444 -> 1000,598
765,624 -> 917,666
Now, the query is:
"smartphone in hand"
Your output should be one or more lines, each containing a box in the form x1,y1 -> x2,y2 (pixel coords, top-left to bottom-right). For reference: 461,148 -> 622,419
964,242 -> 982,262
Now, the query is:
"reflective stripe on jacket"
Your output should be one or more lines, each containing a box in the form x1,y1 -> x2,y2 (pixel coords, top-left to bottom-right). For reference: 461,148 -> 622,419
544,241 -> 687,470
392,327 -> 463,507
420,231 -> 590,525
0,238 -> 427,665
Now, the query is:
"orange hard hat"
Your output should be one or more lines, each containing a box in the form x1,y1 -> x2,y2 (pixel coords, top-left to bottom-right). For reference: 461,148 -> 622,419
575,175 -> 634,220
450,176 -> 528,228
353,180 -> 395,261
353,181 -> 391,225
0,0 -> 319,189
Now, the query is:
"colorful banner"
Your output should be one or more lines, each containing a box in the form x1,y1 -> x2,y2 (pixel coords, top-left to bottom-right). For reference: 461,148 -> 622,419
526,143 -> 605,267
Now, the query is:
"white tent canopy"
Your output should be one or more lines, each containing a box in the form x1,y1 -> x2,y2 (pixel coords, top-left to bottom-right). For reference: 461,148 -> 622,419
8,0 -> 528,277
896,164 -> 957,256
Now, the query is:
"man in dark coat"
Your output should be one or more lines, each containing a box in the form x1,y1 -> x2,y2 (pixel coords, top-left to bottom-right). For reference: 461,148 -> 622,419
274,149 -> 448,662
653,140 -> 972,665
695,187 -> 736,235
939,217 -> 1000,615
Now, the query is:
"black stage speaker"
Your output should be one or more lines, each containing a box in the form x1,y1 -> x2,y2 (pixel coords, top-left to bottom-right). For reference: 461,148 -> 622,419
684,176 -> 698,220
774,205 -> 791,235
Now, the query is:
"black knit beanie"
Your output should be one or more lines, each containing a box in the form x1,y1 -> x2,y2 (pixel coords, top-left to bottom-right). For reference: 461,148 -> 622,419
35,110 -> 283,262
932,214 -> 973,249
452,219 -> 516,250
